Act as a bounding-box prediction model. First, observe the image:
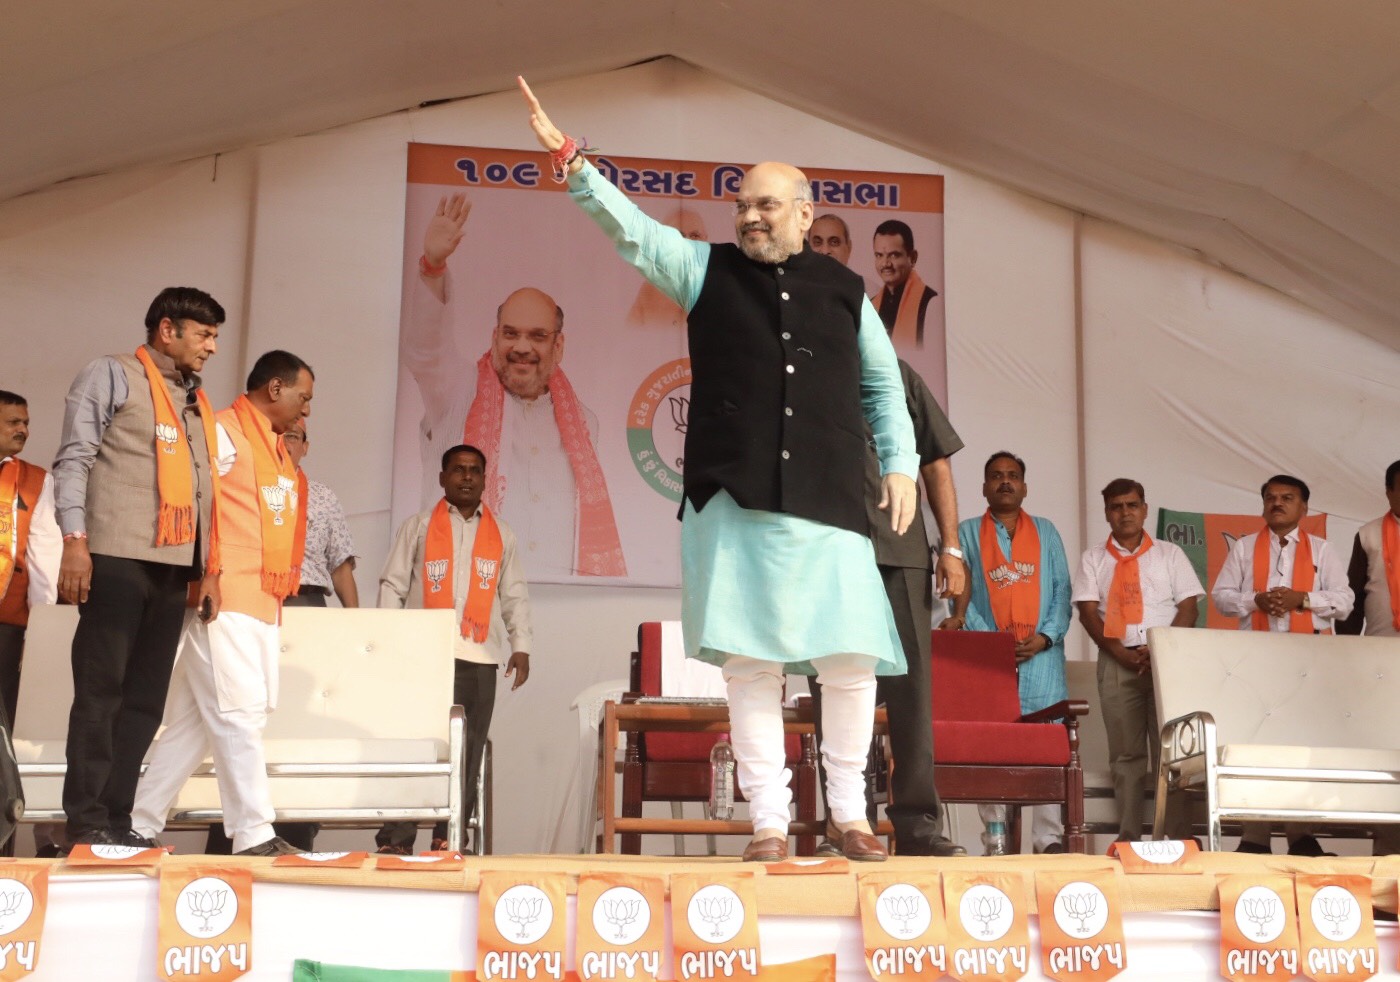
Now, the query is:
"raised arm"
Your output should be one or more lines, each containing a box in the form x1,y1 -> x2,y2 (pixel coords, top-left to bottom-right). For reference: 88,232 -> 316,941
401,193 -> 473,429
518,76 -> 708,311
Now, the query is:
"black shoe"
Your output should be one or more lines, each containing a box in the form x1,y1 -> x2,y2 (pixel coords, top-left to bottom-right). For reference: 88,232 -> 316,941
34,843 -> 62,859
899,836 -> 968,858
115,829 -> 161,849
1036,842 -> 1065,855
236,835 -> 303,857
58,827 -> 116,855
1235,840 -> 1272,854
814,837 -> 842,858
1287,835 -> 1336,858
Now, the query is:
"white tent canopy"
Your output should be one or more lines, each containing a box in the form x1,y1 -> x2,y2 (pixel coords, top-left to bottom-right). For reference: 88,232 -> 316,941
7,0 -> 1400,346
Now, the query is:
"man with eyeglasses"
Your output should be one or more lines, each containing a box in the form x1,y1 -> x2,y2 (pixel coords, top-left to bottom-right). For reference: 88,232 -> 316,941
520,78 -> 919,862
401,196 -> 625,579
1211,474 -> 1353,856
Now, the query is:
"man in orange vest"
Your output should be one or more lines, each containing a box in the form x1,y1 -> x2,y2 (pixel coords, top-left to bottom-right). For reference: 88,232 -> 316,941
131,350 -> 313,856
0,391 -> 61,728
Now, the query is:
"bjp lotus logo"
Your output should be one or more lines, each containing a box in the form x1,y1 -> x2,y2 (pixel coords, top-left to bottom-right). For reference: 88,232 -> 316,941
874,884 -> 931,939
493,884 -> 553,944
425,559 -> 449,593
959,884 -> 1013,941
0,879 -> 35,934
474,557 -> 499,589
155,422 -> 180,454
174,876 -> 238,938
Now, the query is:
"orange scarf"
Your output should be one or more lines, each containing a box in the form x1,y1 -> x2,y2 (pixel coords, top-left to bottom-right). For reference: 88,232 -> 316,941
0,459 -> 30,602
135,346 -> 221,573
979,509 -> 1040,642
1103,533 -> 1152,640
1251,529 -> 1315,633
876,268 -> 930,347
1383,512 -> 1400,632
423,498 -> 503,642
462,352 -> 625,576
229,395 -> 303,600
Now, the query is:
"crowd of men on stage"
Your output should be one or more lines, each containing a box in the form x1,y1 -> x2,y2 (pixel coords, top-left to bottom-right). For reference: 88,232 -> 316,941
2,280 -> 1394,862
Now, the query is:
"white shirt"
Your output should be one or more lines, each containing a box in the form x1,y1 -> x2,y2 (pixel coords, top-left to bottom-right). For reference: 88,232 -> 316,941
1072,536 -> 1204,647
1211,527 -> 1354,632
377,501 -> 532,665
406,272 -> 596,580
1,459 -> 60,609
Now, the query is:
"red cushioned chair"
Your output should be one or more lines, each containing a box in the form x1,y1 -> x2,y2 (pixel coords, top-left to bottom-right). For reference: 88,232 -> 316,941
920,629 -> 1089,853
620,622 -> 818,856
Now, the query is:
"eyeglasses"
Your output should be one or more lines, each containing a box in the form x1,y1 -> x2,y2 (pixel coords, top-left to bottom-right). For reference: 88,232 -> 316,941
733,197 -> 800,216
498,327 -> 558,345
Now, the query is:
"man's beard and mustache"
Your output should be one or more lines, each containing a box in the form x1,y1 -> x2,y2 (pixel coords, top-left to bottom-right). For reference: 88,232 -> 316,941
496,350 -> 549,397
738,218 -> 799,264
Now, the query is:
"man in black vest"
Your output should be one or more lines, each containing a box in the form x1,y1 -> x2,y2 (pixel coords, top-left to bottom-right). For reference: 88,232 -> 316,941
521,78 -> 920,863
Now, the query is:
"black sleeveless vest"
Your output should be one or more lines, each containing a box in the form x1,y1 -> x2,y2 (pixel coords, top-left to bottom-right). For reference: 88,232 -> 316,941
683,243 -> 868,534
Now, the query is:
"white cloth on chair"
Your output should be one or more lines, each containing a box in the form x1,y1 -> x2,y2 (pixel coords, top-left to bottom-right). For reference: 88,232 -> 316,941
660,620 -> 726,699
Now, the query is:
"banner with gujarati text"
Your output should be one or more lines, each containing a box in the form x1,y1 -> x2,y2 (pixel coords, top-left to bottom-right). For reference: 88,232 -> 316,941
1035,869 -> 1126,982
1156,510 -> 1328,627
1295,874 -> 1378,981
477,872 -> 569,982
394,144 -> 947,586
1219,874 -> 1300,981
942,871 -> 1030,982
157,865 -> 252,982
0,865 -> 47,980
858,871 -> 947,981
576,872 -> 666,982
670,871 -> 760,982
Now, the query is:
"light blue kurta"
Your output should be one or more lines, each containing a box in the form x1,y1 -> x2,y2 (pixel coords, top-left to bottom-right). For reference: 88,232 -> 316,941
957,514 -> 1072,712
568,162 -> 918,674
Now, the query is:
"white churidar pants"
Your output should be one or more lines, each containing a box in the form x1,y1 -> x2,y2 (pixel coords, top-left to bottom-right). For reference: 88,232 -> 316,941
722,652 -> 875,833
978,802 -> 1062,852
131,610 -> 279,854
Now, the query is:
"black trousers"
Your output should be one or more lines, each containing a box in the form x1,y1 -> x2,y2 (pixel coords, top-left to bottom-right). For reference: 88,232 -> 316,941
0,623 -> 23,732
377,660 -> 495,851
812,564 -> 945,851
63,554 -> 192,837
200,587 -> 326,854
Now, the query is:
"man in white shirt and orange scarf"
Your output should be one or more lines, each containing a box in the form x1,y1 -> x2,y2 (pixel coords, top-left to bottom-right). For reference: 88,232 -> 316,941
376,443 -> 532,854
132,350 -> 313,856
53,287 -> 224,851
1072,478 -> 1203,843
872,219 -> 938,349
402,191 -> 624,579
950,451 -> 1072,854
1211,473 -> 1353,856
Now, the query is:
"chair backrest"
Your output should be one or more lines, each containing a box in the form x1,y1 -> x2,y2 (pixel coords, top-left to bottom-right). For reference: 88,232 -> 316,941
930,630 -> 1022,723
635,621 -> 727,699
1149,626 -> 1400,748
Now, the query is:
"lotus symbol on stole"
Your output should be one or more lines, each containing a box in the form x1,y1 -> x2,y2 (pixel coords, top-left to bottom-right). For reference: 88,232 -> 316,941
155,422 -> 180,454
425,559 -> 449,593
260,484 -> 287,525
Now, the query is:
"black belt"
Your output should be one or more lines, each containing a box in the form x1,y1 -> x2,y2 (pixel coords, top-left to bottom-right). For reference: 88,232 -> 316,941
296,585 -> 331,597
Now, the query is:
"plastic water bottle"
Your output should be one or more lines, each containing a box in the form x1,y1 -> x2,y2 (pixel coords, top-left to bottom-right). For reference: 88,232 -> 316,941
708,734 -> 736,820
982,820 -> 1008,856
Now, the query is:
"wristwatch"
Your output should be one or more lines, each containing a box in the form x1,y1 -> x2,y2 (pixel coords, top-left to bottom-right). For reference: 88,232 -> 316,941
1300,593 -> 1311,610
942,546 -> 965,560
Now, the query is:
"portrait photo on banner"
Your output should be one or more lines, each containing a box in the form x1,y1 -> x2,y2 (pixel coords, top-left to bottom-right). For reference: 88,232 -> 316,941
390,143 -> 946,587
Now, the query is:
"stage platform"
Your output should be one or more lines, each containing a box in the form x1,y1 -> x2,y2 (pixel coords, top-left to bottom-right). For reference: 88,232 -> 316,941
15,851 -> 1400,979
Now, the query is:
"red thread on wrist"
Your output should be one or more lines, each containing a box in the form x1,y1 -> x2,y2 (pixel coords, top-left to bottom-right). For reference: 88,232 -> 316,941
419,254 -> 447,278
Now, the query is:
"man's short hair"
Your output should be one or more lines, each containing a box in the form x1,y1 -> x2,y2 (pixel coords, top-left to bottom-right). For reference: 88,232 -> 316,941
144,287 -> 226,338
812,213 -> 850,240
1386,460 -> 1400,492
246,350 -> 314,392
1101,478 -> 1145,502
873,219 -> 915,252
442,444 -> 487,472
1261,474 -> 1310,503
984,451 -> 1026,480
0,390 -> 26,409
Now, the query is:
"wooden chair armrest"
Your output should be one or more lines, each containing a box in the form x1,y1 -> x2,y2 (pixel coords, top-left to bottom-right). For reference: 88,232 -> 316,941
1021,699 -> 1090,723
619,692 -> 644,704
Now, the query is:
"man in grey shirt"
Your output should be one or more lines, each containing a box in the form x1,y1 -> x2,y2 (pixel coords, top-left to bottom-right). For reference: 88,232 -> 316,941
53,287 -> 224,850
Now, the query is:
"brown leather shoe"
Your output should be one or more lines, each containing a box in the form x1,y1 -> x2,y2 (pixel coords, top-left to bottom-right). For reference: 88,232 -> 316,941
741,835 -> 789,862
839,829 -> 889,862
